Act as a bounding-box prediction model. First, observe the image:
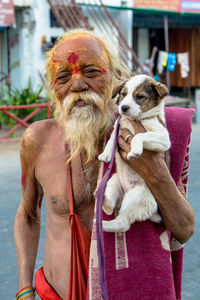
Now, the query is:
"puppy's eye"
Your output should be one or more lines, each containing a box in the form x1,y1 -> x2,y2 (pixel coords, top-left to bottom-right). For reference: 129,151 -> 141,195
136,94 -> 145,100
121,92 -> 127,97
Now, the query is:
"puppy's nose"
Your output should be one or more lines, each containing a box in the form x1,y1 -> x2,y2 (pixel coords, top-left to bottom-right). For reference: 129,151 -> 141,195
121,105 -> 129,112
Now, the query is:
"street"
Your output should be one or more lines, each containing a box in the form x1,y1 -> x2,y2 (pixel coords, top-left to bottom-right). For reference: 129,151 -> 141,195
0,124 -> 200,299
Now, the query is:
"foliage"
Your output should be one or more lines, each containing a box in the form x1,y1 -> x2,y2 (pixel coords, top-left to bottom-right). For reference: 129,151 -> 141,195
0,78 -> 50,131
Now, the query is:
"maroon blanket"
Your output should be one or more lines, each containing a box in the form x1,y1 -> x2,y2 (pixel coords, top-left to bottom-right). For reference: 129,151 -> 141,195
87,107 -> 194,300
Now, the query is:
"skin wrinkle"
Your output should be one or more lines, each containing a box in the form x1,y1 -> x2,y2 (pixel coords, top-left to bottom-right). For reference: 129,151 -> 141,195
53,35 -> 114,163
51,36 -> 111,86
52,37 -> 112,105
53,54 -> 109,79
52,47 -> 109,64
67,53 -> 79,64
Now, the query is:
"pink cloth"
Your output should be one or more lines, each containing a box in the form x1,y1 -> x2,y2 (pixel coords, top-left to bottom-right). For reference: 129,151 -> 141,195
87,107 -> 194,300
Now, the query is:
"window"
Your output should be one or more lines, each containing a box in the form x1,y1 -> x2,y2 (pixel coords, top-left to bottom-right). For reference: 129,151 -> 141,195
50,9 -> 60,28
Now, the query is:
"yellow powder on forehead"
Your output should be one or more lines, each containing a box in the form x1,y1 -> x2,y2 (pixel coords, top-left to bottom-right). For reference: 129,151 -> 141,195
45,29 -> 130,94
52,33 -> 109,63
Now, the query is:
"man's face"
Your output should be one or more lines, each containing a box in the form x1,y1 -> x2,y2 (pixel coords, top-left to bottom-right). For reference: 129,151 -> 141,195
52,34 -> 114,162
52,34 -> 112,104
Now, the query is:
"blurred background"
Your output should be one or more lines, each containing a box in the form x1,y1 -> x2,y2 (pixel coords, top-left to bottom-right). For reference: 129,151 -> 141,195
0,0 -> 200,299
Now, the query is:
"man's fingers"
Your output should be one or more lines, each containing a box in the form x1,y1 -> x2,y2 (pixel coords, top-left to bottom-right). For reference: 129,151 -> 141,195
118,148 -> 128,162
118,136 -> 131,152
119,129 -> 133,144
129,120 -> 146,134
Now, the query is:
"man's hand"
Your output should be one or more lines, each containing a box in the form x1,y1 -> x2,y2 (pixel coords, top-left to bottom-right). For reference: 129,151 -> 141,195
118,120 -> 168,185
117,119 -> 195,244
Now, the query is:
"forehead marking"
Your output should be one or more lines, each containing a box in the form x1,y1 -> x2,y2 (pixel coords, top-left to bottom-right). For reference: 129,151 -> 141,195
67,53 -> 79,65
72,67 -> 80,75
52,46 -> 108,66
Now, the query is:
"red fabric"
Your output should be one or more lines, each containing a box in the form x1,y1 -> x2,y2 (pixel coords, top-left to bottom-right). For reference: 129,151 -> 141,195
65,145 -> 91,300
35,267 -> 62,300
66,214 -> 91,300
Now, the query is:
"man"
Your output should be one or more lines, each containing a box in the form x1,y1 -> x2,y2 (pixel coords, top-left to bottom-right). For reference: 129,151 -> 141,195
14,29 -> 195,300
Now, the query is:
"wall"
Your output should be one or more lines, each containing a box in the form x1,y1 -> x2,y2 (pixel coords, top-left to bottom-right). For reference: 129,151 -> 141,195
13,0 -> 31,7
137,28 -> 149,65
30,0 -> 63,88
10,0 -> 133,90
0,28 -> 8,78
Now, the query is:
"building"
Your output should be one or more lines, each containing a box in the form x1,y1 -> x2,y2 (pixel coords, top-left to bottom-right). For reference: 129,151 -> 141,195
1,0 -> 200,104
132,0 -> 200,102
0,0 -> 135,91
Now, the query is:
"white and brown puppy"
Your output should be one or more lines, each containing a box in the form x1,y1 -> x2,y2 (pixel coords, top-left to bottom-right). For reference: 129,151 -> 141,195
98,74 -> 170,232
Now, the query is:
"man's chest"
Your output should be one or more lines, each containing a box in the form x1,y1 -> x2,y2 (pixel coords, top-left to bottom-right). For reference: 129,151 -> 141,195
34,140 -> 99,214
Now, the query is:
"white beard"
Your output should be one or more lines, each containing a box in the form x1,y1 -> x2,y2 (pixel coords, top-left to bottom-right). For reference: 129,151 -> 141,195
54,91 -> 114,162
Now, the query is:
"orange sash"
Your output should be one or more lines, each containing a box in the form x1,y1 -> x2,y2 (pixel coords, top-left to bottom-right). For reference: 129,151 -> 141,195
65,145 -> 91,300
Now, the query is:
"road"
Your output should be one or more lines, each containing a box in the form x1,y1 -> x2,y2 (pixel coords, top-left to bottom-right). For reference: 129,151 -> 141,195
0,125 -> 199,299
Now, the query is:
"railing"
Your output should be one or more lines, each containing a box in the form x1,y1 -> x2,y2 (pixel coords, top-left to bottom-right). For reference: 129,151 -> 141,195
0,103 -> 52,141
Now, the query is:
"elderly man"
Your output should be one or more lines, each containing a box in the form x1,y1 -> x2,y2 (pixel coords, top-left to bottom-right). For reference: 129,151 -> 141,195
14,30 -> 194,300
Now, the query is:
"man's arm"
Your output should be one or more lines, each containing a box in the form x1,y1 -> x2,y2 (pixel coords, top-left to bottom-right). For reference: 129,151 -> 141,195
118,124 -> 195,244
14,128 -> 43,298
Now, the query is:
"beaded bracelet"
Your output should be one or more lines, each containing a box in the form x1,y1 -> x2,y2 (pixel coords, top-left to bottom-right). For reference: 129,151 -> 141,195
16,286 -> 35,300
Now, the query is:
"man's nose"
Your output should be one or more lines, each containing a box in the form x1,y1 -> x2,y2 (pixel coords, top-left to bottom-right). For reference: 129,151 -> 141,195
70,77 -> 89,92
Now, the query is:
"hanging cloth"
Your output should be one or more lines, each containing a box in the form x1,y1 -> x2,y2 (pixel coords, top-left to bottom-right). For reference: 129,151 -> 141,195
65,144 -> 91,300
177,52 -> 190,78
167,53 -> 177,71
157,51 -> 164,74
162,51 -> 168,67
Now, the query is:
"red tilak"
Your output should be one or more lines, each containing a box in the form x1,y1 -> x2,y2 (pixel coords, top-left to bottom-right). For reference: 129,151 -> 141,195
101,68 -> 107,74
73,67 -> 80,75
21,173 -> 26,187
67,53 -> 79,65
54,79 -> 56,86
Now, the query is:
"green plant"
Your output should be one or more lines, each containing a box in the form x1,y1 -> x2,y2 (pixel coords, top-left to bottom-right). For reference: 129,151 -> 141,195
0,78 -> 49,131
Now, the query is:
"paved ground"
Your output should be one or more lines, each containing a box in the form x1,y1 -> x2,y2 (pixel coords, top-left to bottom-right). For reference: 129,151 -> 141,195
182,124 -> 200,300
0,125 -> 200,299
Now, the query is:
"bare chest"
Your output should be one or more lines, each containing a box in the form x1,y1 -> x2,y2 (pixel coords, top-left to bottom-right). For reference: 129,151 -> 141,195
35,138 -> 99,217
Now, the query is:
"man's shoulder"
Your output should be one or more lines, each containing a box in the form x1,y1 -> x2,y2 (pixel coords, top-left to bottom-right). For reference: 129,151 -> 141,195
21,119 -> 60,153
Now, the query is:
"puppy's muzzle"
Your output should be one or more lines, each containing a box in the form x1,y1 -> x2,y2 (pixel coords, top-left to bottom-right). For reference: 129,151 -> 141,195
121,105 -> 129,113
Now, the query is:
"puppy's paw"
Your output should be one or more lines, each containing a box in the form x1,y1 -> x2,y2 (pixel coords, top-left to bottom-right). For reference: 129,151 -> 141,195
127,152 -> 136,160
103,195 -> 114,215
103,204 -> 114,215
127,147 -> 143,160
98,152 -> 112,163
102,219 -> 130,232
150,213 -> 162,223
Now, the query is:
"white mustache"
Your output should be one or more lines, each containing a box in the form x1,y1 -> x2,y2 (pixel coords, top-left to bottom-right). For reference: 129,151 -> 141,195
62,91 -> 106,114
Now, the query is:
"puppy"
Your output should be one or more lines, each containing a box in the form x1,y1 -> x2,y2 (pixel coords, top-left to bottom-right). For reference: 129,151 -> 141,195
98,74 -> 170,232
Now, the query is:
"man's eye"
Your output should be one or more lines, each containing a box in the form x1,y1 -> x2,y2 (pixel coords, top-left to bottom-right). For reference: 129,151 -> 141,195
84,69 -> 101,77
56,74 -> 71,83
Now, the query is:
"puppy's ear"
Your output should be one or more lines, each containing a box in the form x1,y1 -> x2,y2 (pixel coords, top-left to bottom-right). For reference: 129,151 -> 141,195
112,81 -> 126,98
154,82 -> 169,99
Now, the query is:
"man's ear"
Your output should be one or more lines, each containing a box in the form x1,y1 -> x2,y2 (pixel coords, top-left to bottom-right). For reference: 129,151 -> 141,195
112,81 -> 126,99
154,82 -> 169,99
